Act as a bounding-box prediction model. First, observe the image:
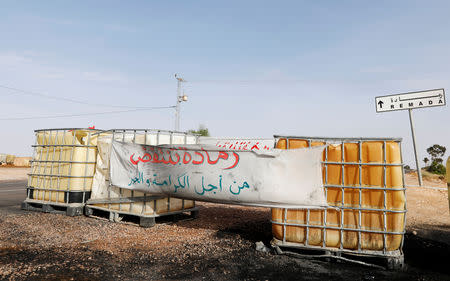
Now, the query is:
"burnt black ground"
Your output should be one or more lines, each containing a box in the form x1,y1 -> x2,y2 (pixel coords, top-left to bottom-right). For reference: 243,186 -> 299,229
1,232 -> 449,280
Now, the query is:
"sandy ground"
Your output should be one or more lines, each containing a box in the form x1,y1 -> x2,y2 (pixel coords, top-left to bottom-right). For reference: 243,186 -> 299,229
404,172 -> 447,189
403,172 -> 449,245
0,167 -> 449,280
0,167 -> 29,181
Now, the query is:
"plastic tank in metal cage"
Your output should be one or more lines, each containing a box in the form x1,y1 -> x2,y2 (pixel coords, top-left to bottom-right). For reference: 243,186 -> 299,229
85,129 -> 199,226
25,128 -> 99,204
271,136 -> 406,269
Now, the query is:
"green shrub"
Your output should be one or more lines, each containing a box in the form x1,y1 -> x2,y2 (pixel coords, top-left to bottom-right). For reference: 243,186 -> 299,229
427,162 -> 446,175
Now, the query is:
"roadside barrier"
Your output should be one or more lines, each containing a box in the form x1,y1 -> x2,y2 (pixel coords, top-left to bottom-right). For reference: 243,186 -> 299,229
13,157 -> 32,167
85,129 -> 199,227
22,128 -> 199,221
22,128 -> 100,216
270,136 -> 406,269
6,154 -> 15,165
21,129 -> 410,264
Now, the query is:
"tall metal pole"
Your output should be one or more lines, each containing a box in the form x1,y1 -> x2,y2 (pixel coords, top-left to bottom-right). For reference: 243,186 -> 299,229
175,74 -> 185,131
408,108 -> 423,186
175,77 -> 181,131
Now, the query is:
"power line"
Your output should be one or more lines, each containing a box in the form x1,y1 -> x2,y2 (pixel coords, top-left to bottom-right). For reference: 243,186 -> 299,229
0,84 -> 157,109
0,106 -> 175,121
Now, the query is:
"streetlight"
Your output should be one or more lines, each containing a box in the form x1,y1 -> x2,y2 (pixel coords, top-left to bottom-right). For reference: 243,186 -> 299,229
175,74 -> 188,131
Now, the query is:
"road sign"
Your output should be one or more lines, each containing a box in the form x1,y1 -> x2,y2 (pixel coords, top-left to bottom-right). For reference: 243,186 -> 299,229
375,88 -> 446,187
375,88 -> 445,113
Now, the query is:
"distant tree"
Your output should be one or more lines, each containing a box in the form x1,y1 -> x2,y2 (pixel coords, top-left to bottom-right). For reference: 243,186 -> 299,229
188,125 -> 210,137
427,144 -> 446,161
423,157 -> 429,166
426,144 -> 446,175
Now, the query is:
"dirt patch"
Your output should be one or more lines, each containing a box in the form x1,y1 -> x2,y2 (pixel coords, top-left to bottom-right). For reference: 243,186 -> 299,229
406,186 -> 449,227
404,172 -> 450,245
405,172 -> 447,188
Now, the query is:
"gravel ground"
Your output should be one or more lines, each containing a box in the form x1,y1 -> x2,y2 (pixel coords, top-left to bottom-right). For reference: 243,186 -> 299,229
1,168 -> 449,280
1,202 -> 450,280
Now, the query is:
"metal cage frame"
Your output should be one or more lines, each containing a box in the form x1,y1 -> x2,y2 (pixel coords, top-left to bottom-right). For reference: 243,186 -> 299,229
85,128 -> 199,220
270,135 -> 407,268
26,128 -> 99,206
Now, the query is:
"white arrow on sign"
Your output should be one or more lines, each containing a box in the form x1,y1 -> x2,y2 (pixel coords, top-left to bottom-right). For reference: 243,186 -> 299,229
375,88 -> 445,113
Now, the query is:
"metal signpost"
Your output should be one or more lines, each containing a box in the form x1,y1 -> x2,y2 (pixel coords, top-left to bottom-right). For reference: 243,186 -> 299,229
375,88 -> 446,186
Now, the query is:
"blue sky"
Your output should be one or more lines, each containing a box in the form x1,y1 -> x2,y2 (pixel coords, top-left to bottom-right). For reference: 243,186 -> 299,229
0,0 -> 449,168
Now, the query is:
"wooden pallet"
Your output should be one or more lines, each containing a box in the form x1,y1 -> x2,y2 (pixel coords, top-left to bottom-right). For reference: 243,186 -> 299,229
84,205 -> 199,228
271,238 -> 405,270
21,199 -> 84,217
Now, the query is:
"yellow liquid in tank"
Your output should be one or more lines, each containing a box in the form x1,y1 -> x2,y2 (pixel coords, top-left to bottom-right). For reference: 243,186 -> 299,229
272,139 -> 405,251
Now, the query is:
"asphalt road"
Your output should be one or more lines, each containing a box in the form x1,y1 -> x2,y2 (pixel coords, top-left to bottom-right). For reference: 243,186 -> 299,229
0,179 -> 27,207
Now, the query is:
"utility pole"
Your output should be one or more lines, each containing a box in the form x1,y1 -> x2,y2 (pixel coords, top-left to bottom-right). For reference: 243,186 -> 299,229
174,74 -> 188,131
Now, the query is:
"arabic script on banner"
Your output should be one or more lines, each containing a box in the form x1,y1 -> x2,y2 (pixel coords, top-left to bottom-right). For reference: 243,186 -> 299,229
110,141 -> 327,208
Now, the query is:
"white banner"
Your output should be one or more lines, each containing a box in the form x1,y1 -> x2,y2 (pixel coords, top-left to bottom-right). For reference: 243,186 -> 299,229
110,141 -> 327,208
